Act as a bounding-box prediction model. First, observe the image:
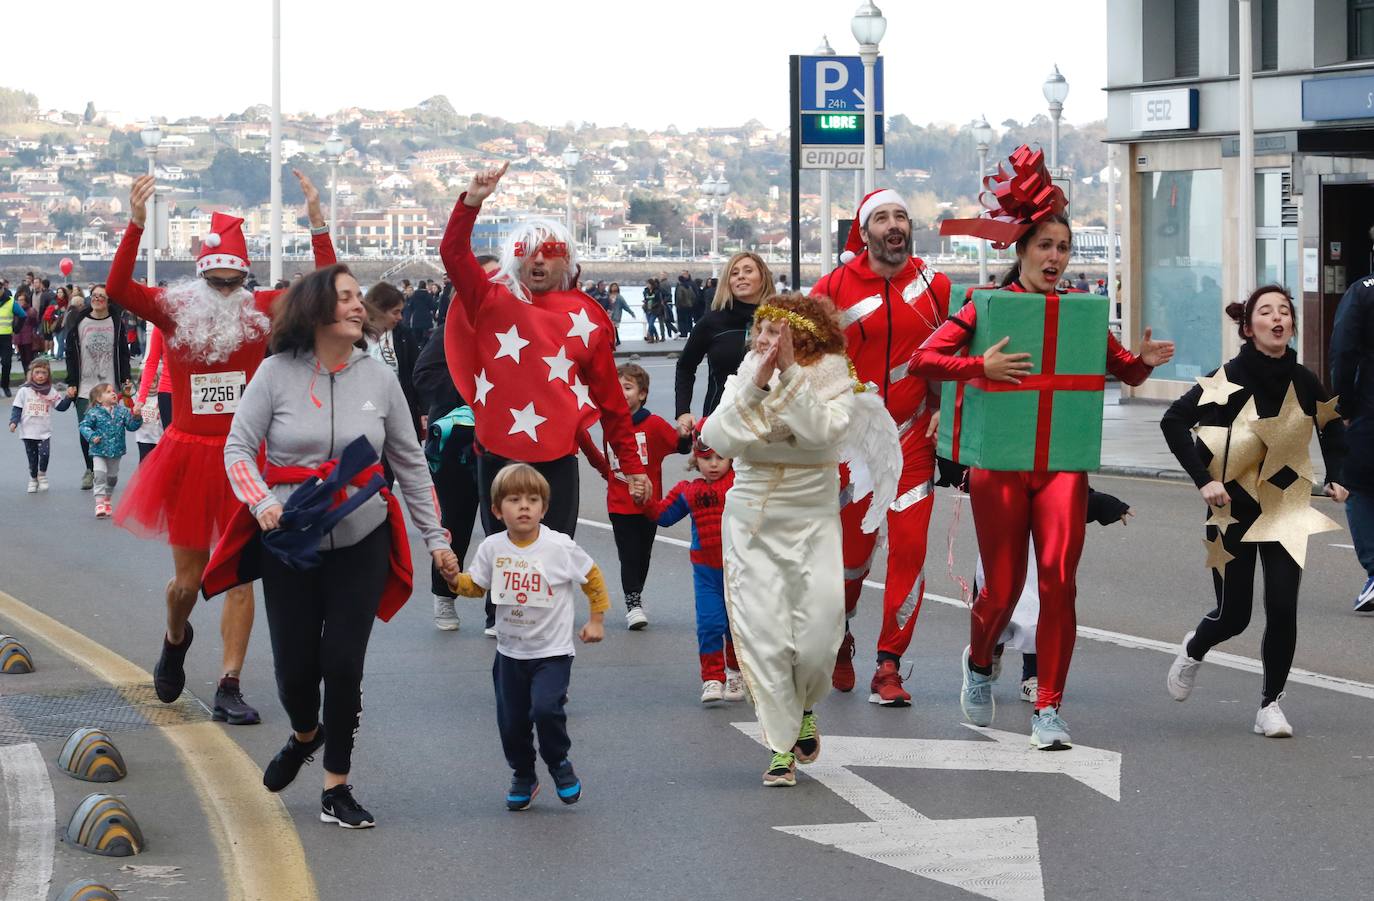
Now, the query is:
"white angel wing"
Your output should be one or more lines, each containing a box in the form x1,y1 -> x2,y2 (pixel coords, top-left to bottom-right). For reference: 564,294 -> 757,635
839,387 -> 902,533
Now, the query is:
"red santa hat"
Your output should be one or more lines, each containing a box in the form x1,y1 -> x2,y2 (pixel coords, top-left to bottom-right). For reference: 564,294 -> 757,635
196,212 -> 250,274
839,188 -> 908,264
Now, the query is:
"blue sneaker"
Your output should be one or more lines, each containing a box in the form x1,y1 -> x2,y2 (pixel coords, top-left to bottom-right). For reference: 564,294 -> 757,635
1354,576 -> 1374,613
506,774 -> 539,811
960,646 -> 995,727
1030,706 -> 1073,750
550,759 -> 582,804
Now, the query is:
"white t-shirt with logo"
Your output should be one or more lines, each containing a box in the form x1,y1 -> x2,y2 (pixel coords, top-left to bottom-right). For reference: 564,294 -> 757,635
77,315 -> 116,395
468,527 -> 594,660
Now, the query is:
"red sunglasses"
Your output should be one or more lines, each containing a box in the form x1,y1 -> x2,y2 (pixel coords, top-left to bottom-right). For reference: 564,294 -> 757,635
514,240 -> 568,259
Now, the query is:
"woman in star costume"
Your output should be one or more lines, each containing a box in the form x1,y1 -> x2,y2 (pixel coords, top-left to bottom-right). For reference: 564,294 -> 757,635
703,293 -> 899,787
440,162 -> 648,539
1161,285 -> 1347,737
911,146 -> 1174,750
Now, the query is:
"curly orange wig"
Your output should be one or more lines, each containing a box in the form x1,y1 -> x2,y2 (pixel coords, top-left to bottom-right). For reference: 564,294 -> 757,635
751,292 -> 847,365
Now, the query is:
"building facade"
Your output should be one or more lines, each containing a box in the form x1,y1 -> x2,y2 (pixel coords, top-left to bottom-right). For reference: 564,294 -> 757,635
1107,0 -> 1374,398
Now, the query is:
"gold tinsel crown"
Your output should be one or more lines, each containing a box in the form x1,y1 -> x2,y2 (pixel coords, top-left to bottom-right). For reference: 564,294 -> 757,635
754,303 -> 825,337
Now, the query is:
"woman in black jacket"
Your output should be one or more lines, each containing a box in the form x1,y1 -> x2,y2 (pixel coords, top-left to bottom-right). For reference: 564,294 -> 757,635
65,284 -> 132,489
1161,285 -> 1346,738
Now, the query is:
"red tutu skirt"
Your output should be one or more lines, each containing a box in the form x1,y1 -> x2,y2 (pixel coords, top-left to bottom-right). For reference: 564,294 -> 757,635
114,427 -> 242,552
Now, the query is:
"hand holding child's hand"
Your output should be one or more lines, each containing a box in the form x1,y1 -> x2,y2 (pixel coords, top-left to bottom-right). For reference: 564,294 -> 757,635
578,619 -> 604,644
432,549 -> 459,582
8,423 -> 15,432
67,386 -> 78,398
91,436 -> 101,444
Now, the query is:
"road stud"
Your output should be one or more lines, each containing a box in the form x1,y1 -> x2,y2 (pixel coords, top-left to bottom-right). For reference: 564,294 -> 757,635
65,792 -> 145,857
56,879 -> 121,900
58,728 -> 128,783
0,634 -> 34,673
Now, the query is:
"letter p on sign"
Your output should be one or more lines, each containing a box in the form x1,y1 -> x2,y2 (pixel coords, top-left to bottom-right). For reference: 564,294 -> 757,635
816,60 -> 847,107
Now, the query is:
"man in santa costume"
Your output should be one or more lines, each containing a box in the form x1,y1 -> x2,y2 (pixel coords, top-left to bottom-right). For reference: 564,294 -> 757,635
441,162 -> 648,561
108,170 -> 336,724
810,189 -> 951,707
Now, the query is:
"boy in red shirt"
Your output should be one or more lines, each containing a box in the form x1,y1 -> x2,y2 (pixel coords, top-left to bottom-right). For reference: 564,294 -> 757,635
584,363 -> 689,629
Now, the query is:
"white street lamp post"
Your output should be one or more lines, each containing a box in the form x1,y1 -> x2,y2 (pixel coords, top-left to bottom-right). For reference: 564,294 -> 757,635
1238,0 -> 1256,295
325,131 -> 346,251
1042,65 -> 1069,172
140,123 -> 163,286
562,147 -> 580,241
851,2 -> 887,195
816,35 -> 837,268
972,115 -> 993,285
270,0 -> 282,283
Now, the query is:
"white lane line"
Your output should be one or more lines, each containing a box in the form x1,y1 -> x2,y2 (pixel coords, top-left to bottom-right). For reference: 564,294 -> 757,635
577,516 -> 1374,702
0,743 -> 55,901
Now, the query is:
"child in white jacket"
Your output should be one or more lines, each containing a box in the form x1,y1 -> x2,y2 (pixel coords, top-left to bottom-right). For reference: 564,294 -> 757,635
8,357 -> 72,492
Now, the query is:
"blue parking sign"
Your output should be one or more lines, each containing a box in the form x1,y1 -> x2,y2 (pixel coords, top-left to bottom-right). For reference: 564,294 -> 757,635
799,55 -> 884,113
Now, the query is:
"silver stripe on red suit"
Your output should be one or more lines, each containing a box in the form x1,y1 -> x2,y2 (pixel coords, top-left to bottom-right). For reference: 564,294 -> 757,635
840,294 -> 882,327
890,478 -> 934,513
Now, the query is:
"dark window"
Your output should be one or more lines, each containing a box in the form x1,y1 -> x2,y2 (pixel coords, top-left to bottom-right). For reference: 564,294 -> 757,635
1352,0 -> 1374,60
1260,0 -> 1278,70
1175,0 -> 1199,77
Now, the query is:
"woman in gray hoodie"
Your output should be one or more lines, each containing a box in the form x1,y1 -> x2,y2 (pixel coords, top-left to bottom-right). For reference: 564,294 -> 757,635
223,264 -> 459,828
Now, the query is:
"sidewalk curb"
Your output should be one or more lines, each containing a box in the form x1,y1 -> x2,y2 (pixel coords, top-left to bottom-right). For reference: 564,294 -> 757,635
1097,465 -> 1191,482
613,349 -> 679,360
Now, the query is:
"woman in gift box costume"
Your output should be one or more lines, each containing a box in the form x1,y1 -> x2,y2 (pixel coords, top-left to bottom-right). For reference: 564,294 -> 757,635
912,146 -> 1175,749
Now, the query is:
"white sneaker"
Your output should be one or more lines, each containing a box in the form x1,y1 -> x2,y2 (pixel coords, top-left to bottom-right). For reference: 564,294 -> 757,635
1020,676 -> 1038,704
36,474 -> 48,491
433,596 -> 460,632
700,680 -> 724,703
483,624 -> 497,638
1166,631 -> 1202,701
1254,699 -> 1294,738
26,478 -> 38,493
723,669 -> 746,702
626,605 -> 649,631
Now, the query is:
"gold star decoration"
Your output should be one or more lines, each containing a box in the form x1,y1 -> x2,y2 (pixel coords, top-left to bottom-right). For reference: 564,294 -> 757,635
1195,396 -> 1264,501
1205,501 -> 1238,534
1240,479 -> 1341,568
1195,370 -> 1244,407
1250,384 -> 1316,484
1315,396 -> 1342,432
1203,533 -> 1235,574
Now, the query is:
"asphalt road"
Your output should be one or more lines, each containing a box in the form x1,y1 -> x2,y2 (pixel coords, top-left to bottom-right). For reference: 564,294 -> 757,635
2,357 -> 1371,901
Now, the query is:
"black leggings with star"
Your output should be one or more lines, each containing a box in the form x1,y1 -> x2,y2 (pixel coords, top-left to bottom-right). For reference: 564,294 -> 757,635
1185,501 -> 1301,706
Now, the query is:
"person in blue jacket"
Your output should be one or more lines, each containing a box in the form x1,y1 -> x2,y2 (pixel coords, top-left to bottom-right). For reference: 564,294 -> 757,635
78,381 -> 142,519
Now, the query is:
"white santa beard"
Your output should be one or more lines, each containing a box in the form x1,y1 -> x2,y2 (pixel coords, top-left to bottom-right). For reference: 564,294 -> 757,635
163,278 -> 268,365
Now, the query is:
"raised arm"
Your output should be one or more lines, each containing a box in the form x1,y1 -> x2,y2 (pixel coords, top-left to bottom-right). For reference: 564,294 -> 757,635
296,169 -> 338,268
107,175 -> 172,331
439,162 -> 509,324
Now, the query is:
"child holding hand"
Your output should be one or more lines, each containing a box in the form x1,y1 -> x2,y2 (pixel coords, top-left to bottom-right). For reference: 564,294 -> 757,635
8,357 -> 72,492
450,463 -> 609,811
78,381 -> 142,517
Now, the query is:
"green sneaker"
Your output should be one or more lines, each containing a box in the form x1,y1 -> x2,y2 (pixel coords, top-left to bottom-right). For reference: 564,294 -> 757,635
794,711 -> 820,764
762,750 -> 796,787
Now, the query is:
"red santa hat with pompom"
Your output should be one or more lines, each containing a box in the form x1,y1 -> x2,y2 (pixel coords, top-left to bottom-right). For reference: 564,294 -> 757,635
196,212 -> 250,274
839,188 -> 908,264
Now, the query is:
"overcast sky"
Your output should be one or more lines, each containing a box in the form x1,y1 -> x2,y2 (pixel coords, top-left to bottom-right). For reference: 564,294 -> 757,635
15,1 -> 1107,131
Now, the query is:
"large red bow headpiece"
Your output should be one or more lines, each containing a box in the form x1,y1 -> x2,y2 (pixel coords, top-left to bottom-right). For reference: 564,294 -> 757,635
940,144 -> 1067,250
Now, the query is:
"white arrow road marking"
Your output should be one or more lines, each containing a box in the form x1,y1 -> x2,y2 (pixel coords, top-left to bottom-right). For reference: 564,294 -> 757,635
733,721 -> 1124,901
0,743 -> 55,901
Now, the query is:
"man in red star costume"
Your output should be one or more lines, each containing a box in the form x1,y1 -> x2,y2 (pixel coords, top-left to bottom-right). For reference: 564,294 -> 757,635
810,188 -> 951,707
441,162 -> 648,547
107,170 -> 336,722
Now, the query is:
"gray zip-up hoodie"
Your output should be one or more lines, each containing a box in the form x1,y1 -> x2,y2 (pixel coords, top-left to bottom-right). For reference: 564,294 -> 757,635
224,347 -> 448,552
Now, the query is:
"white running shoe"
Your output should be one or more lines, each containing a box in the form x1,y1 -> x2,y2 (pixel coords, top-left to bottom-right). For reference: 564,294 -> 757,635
483,625 -> 498,638
1020,676 -> 1038,704
700,680 -> 724,703
1030,706 -> 1073,750
26,478 -> 38,493
36,474 -> 48,491
626,605 -> 649,631
433,596 -> 460,631
1166,631 -> 1203,701
723,669 -> 746,702
1254,699 -> 1294,738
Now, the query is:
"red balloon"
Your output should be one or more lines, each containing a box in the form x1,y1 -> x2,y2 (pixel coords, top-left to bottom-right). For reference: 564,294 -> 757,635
59,257 -> 74,277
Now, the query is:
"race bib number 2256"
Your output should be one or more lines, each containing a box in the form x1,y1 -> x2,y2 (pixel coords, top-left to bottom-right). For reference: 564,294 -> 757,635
190,371 -> 246,415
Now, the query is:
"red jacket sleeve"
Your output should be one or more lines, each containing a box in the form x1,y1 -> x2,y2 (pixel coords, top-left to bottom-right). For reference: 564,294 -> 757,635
106,224 -> 173,333
439,195 -> 491,327
909,302 -> 984,381
578,428 -> 610,478
582,325 -> 647,476
1106,332 -> 1152,386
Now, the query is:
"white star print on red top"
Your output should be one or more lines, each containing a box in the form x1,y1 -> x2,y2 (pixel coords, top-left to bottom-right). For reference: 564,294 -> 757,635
440,195 -> 646,471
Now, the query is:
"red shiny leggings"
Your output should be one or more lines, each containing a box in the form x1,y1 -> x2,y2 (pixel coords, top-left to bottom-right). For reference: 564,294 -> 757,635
968,468 -> 1087,709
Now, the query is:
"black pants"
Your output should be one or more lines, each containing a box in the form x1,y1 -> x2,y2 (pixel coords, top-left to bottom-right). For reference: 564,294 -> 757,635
73,398 -> 92,471
1188,506 -> 1301,705
137,442 -> 156,462
676,307 -> 694,336
157,391 -> 173,430
610,511 -> 657,602
261,524 -> 390,775
1,334 -> 12,391
493,652 -> 572,778
430,429 -> 480,597
22,438 -> 49,477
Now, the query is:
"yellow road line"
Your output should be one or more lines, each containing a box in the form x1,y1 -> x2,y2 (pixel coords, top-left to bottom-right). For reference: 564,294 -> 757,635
0,589 -> 316,901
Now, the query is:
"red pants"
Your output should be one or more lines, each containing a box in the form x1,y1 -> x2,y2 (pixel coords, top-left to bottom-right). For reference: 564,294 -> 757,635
842,425 -> 935,660
968,468 -> 1087,709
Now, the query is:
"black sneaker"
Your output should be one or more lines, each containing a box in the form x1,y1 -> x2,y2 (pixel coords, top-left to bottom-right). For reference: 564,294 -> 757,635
213,677 -> 262,725
550,759 -> 582,804
320,784 -> 375,829
153,623 -> 194,703
262,726 -> 326,792
506,773 -> 539,811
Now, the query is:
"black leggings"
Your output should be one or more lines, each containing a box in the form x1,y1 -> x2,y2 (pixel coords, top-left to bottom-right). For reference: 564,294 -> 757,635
73,397 -> 92,471
157,391 -> 173,430
430,431 -> 480,597
22,438 -> 49,477
261,524 -> 390,775
1,335 -> 12,391
1187,509 -> 1301,705
610,512 -> 657,602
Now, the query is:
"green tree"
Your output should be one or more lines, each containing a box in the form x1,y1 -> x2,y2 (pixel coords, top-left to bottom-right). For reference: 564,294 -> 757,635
202,148 -> 271,204
83,101 -> 97,124
0,87 -> 37,124
50,209 -> 84,236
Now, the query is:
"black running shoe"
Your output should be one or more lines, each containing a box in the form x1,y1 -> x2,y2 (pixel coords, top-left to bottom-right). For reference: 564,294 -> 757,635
506,773 -> 539,811
213,677 -> 261,725
153,623 -> 194,704
262,726 -> 326,793
320,784 -> 375,829
550,759 -> 582,804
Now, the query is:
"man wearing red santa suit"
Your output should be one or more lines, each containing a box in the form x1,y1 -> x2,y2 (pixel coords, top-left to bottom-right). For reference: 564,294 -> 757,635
810,189 -> 951,707
440,162 -> 649,547
108,171 -> 336,723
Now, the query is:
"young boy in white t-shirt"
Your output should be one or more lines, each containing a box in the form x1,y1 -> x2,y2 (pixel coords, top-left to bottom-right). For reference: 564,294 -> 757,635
451,463 -> 608,810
